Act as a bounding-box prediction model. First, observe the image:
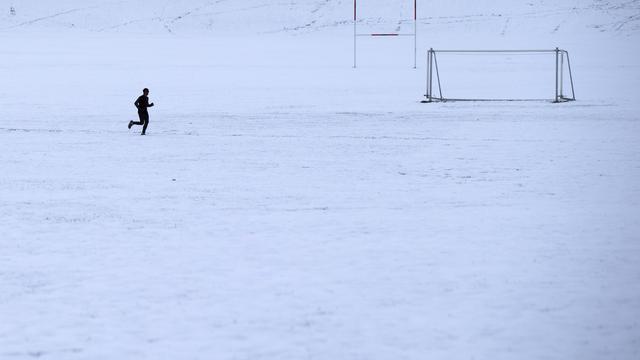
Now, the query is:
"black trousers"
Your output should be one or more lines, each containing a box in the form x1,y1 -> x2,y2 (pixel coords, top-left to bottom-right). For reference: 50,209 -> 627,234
133,111 -> 149,134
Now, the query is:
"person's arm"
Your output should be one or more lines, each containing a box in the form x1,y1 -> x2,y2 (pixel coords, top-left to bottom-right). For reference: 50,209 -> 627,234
134,97 -> 140,109
148,101 -> 154,107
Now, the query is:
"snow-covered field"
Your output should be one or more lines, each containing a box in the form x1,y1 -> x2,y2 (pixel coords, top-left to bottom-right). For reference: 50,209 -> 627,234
1,1 -> 640,359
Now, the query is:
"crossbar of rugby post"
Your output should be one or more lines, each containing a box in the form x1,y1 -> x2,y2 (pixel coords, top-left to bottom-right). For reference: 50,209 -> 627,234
356,33 -> 416,37
353,0 -> 417,68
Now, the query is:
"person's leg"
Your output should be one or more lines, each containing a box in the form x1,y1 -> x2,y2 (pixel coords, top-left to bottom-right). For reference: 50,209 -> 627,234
141,113 -> 149,135
131,112 -> 145,126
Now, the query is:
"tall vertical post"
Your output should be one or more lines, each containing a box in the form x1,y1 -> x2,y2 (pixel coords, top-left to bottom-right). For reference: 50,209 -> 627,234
353,0 -> 357,68
427,49 -> 433,102
554,47 -> 560,102
430,49 -> 434,101
425,50 -> 430,101
413,0 -> 417,69
559,50 -> 565,98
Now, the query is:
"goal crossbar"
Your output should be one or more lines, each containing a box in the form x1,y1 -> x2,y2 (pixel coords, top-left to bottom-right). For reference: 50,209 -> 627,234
421,48 -> 576,103
430,49 -> 562,53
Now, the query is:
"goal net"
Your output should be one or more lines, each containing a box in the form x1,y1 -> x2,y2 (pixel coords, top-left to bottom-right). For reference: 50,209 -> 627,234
423,49 -> 576,103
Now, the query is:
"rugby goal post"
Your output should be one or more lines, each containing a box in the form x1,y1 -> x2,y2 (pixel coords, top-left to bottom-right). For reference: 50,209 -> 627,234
422,48 -> 576,103
353,0 -> 417,68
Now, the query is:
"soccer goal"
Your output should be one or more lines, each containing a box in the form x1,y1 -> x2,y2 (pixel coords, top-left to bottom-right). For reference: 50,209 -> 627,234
353,0 -> 417,68
422,48 -> 576,103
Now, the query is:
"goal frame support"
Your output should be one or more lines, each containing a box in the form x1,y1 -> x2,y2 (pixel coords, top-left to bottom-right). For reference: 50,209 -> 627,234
421,48 -> 576,103
353,0 -> 417,69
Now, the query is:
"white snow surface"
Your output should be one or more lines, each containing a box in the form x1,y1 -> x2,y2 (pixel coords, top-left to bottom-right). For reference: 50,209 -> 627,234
1,1 -> 640,359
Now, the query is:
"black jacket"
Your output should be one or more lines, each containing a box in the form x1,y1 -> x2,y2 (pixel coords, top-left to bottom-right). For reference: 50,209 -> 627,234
135,95 -> 153,113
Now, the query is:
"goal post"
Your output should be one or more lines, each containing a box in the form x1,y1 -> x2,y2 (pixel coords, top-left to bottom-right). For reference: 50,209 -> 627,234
422,48 -> 576,103
353,0 -> 417,68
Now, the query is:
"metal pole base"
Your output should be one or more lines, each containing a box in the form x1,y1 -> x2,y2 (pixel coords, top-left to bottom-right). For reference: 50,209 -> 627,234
552,96 -> 576,103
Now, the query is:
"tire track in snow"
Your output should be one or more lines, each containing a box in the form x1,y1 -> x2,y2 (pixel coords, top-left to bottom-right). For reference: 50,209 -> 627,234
0,6 -> 97,30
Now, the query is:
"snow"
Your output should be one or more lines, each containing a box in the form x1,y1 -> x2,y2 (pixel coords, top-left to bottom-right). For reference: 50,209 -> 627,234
1,1 -> 640,359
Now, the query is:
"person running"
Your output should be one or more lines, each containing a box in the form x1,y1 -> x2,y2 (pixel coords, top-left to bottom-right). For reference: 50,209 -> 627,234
128,88 -> 154,135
